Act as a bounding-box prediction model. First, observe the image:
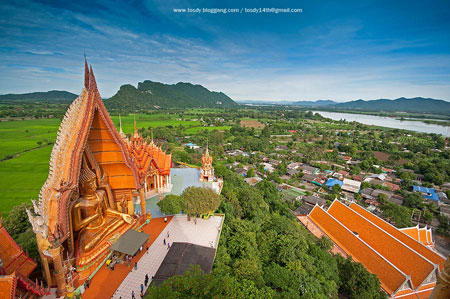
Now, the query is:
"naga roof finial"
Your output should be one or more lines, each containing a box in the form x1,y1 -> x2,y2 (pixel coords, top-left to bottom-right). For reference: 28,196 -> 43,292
84,57 -> 89,89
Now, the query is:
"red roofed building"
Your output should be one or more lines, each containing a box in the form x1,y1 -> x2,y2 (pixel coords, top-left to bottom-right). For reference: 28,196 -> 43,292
120,116 -> 172,197
297,200 -> 446,298
0,220 -> 49,298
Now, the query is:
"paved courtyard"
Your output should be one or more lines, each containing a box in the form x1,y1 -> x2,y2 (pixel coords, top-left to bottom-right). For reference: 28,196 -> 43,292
112,214 -> 224,298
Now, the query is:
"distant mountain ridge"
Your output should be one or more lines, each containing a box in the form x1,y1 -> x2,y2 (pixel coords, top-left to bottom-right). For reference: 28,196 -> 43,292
0,90 -> 77,102
292,100 -> 337,106
105,80 -> 237,109
332,97 -> 450,114
239,97 -> 450,114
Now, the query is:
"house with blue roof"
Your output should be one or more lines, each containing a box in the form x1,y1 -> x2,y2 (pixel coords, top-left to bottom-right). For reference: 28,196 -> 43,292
325,179 -> 343,190
412,185 -> 440,201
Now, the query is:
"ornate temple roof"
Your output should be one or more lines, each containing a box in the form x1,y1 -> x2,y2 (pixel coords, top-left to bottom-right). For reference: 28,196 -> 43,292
27,60 -> 140,243
124,119 -> 172,180
201,145 -> 212,166
303,200 -> 445,297
400,225 -> 434,247
0,220 -> 49,298
0,220 -> 36,277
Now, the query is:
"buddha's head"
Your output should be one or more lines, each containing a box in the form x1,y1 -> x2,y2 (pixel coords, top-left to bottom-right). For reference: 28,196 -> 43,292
80,163 -> 97,195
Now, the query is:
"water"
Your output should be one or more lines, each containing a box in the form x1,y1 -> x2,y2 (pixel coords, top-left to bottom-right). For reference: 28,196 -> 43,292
312,111 -> 450,137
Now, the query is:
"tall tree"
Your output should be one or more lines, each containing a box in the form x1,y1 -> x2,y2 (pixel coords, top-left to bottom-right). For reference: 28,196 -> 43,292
182,186 -> 221,217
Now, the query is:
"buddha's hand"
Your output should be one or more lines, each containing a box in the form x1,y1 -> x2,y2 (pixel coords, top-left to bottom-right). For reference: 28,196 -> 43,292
121,213 -> 133,224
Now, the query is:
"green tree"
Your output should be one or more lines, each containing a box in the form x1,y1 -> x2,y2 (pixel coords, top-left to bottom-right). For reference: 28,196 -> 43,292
182,186 -> 221,217
247,167 -> 255,177
336,256 -> 385,299
157,194 -> 184,214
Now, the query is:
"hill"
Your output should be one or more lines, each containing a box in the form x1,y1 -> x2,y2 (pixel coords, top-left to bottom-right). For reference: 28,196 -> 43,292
332,97 -> 450,114
292,100 -> 337,106
0,90 -> 77,102
105,80 -> 237,109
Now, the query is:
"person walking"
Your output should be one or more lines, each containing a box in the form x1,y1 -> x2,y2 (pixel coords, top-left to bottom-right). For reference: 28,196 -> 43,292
85,278 -> 90,289
132,290 -> 135,299
140,283 -> 144,293
163,238 -> 166,245
167,242 -> 170,250
145,274 -> 149,286
134,262 -> 137,270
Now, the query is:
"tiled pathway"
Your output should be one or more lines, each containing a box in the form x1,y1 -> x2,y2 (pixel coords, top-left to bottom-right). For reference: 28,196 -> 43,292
112,215 -> 223,299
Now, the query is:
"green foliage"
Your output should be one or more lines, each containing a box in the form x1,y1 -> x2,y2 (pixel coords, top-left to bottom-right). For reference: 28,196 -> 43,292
157,194 -> 184,215
336,256 -> 386,299
146,265 -> 275,298
3,203 -> 39,262
182,186 -> 221,217
246,167 -> 255,177
404,192 -> 424,209
380,203 -> 413,228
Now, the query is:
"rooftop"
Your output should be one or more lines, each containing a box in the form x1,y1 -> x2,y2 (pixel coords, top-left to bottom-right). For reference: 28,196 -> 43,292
299,200 -> 446,297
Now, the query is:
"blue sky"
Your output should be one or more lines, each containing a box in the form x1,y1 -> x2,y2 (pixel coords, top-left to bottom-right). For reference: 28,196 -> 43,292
1,0 -> 450,102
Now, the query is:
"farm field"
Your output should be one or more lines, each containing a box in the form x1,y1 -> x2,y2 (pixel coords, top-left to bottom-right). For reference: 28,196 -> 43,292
0,145 -> 52,214
0,118 -> 59,160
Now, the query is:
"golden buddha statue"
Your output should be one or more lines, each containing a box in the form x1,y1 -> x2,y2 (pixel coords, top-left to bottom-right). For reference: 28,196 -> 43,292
72,160 -> 132,253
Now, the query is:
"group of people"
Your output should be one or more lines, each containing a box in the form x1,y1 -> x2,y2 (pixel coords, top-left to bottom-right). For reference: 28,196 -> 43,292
163,231 -> 171,250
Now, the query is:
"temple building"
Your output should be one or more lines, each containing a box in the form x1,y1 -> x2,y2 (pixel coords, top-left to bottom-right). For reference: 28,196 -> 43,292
0,220 -> 49,298
400,225 -> 435,248
200,145 -> 214,182
25,60 -> 155,296
120,117 -> 172,198
297,200 -> 446,298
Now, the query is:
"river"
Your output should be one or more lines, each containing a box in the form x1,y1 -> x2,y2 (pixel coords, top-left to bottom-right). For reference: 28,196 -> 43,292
312,111 -> 450,137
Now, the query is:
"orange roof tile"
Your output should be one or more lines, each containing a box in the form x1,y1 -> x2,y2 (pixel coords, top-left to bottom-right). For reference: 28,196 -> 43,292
349,203 -> 445,271
401,226 -> 420,241
329,201 -> 435,289
308,205 -> 408,295
0,224 -> 36,277
0,274 -> 16,299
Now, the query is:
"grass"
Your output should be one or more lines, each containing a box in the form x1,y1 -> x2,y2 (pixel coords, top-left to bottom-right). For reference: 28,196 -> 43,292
0,119 -> 59,160
0,145 -> 51,215
110,114 -> 201,132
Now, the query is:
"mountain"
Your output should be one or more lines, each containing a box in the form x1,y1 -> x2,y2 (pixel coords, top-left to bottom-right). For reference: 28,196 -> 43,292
0,90 -> 77,102
332,97 -> 450,114
292,100 -> 337,106
105,80 -> 237,109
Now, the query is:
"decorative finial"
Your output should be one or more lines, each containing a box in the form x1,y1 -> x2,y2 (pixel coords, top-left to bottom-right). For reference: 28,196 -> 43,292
119,114 -> 123,134
150,128 -> 154,145
84,57 -> 89,89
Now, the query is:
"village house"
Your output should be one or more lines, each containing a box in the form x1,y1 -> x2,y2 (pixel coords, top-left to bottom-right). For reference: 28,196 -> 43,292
341,178 -> 361,193
244,176 -> 263,186
300,165 -> 319,175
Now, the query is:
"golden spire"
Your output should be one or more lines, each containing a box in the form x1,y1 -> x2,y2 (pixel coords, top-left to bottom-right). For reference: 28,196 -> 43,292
150,128 -> 154,146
